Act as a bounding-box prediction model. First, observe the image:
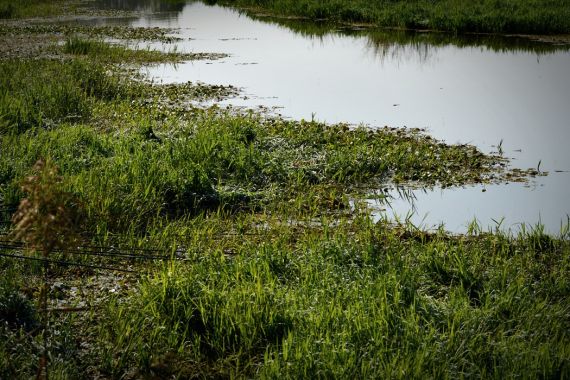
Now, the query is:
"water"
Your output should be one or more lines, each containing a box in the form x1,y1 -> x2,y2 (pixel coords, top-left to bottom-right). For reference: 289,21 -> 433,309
93,0 -> 570,234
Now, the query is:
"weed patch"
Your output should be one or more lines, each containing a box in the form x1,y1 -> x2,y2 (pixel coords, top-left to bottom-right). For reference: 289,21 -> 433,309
63,36 -> 218,64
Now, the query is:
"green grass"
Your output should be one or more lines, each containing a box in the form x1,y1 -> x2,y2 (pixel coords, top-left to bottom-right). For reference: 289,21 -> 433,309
63,36 -> 196,63
0,37 -> 224,134
0,261 -> 82,378
0,42 -> 523,236
0,91 -> 517,235
93,217 -> 570,378
0,0 -> 70,19
212,0 -> 570,34
1,11 -> 569,379
0,59 -> 122,135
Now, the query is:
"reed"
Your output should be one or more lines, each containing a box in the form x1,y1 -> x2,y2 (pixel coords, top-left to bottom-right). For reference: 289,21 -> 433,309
213,0 -> 570,35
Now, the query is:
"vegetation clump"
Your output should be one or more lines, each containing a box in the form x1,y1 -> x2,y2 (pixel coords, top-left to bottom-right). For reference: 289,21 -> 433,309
63,36 -> 226,63
0,59 -> 122,134
0,24 -> 183,43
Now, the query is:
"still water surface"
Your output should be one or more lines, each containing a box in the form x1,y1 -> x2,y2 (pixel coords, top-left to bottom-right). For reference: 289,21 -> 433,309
95,0 -> 570,234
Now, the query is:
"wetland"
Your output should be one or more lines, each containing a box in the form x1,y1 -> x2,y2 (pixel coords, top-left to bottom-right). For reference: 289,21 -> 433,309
0,0 -> 569,378
135,2 -> 570,233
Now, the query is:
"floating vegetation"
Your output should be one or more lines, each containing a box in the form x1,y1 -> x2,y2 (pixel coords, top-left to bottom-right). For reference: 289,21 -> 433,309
0,23 -> 183,43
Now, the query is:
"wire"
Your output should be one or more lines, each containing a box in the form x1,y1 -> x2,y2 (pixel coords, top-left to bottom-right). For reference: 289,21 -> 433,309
0,252 -> 137,273
0,240 -> 174,260
81,244 -> 166,252
1,242 -> 169,258
0,237 -> 170,252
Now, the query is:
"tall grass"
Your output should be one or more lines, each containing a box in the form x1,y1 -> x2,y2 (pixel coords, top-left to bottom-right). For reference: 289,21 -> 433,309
213,0 -> 570,34
95,216 -> 570,378
0,0 -> 67,19
0,261 -> 81,378
0,59 -> 122,135
63,36 -> 193,63
0,110 -> 508,235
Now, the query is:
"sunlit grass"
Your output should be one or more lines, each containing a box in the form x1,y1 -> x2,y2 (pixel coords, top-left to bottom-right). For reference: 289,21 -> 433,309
63,36 -> 193,64
95,215 -> 570,378
0,59 -> 122,135
213,0 -> 570,34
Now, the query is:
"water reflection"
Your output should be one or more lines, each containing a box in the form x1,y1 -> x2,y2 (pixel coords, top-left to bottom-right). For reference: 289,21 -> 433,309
239,11 -> 570,61
363,29 -> 570,55
362,30 -> 570,65
370,179 -> 570,235
92,0 -> 188,12
99,0 -> 570,56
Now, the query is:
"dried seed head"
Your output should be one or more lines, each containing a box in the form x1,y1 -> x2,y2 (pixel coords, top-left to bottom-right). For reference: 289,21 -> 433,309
10,159 -> 84,257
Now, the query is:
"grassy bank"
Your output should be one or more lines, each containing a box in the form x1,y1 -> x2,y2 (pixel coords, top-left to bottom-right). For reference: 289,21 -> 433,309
0,15 -> 568,380
212,0 -> 570,35
0,57 -> 515,233
0,0 -> 72,19
2,210 -> 569,378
